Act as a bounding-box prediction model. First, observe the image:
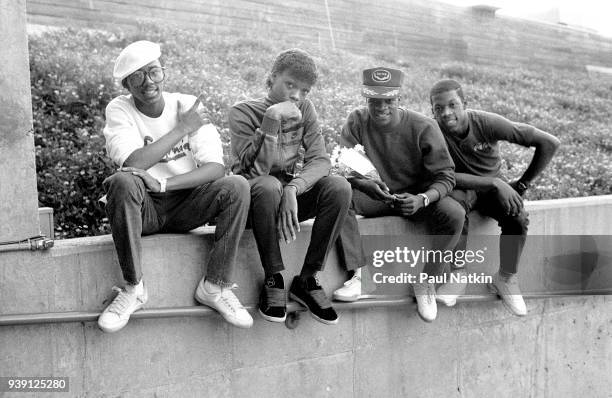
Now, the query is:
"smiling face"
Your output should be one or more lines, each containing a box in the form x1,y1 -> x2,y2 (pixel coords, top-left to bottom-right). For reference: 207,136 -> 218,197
268,70 -> 312,104
367,97 -> 400,128
431,89 -> 469,137
125,60 -> 165,112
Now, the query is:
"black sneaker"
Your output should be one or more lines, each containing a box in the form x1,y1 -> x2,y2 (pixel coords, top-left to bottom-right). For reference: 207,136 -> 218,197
289,275 -> 339,325
259,273 -> 287,322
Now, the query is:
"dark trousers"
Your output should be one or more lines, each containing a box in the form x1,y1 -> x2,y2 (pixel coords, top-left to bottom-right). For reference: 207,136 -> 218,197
337,189 -> 465,277
103,172 -> 250,287
449,189 -> 529,274
248,175 -> 352,275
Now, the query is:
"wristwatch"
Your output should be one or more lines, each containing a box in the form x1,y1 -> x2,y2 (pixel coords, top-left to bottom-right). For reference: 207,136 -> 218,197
516,181 -> 530,194
157,177 -> 167,193
417,193 -> 430,207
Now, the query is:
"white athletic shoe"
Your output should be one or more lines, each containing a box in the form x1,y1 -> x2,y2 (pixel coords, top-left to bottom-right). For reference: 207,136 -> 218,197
195,278 -> 253,328
488,272 -> 527,316
413,282 -> 437,322
436,268 -> 468,307
98,282 -> 148,333
333,274 -> 363,302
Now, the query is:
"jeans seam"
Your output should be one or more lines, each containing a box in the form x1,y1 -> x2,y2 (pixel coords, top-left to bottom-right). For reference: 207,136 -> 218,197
208,185 -> 232,286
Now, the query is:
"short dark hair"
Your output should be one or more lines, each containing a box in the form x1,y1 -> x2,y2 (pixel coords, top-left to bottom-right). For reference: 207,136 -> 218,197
266,48 -> 318,88
429,79 -> 465,104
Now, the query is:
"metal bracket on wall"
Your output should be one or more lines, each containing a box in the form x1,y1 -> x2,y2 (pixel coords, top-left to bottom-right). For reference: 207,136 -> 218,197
0,235 -> 54,252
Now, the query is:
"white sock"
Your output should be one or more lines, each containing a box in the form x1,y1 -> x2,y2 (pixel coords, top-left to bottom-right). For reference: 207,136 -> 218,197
126,280 -> 144,296
354,268 -> 362,278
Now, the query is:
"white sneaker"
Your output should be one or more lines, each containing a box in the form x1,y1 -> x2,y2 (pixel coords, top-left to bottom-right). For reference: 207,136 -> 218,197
436,268 -> 468,307
488,272 -> 527,316
98,282 -> 148,333
333,274 -> 362,302
195,278 -> 253,328
413,282 -> 437,322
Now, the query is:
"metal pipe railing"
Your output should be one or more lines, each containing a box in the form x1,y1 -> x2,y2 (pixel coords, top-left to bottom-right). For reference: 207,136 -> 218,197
2,292 -> 609,327
0,235 -> 54,252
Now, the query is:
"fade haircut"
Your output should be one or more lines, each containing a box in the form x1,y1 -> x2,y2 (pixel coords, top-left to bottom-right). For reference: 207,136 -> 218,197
266,48 -> 318,88
429,79 -> 465,104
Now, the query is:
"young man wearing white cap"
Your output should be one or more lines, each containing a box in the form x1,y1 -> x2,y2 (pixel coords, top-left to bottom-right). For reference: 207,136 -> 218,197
333,67 -> 465,322
99,40 -> 253,332
430,79 -> 560,316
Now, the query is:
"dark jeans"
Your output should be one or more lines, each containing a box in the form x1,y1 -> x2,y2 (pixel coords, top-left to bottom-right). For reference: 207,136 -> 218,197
337,189 -> 465,277
247,175 -> 352,275
449,189 -> 529,274
103,172 -> 250,287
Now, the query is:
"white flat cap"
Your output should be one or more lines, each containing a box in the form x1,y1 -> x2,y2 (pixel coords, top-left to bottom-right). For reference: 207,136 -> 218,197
113,40 -> 161,80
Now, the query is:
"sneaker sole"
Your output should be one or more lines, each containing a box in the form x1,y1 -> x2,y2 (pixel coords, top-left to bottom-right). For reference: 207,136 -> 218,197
289,292 -> 339,325
435,296 -> 457,307
487,283 -> 526,317
416,310 -> 435,323
258,308 -> 287,323
195,292 -> 253,329
332,293 -> 362,302
97,301 -> 145,333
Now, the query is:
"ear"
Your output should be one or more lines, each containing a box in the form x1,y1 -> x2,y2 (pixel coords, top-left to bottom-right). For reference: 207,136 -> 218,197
267,72 -> 278,89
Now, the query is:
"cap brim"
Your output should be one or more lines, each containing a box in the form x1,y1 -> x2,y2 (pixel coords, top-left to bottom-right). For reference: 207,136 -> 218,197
361,86 -> 400,99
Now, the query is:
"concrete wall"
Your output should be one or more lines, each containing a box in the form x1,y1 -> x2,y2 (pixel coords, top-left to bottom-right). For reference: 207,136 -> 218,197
0,0 -> 40,242
25,0 -> 612,71
1,196 -> 611,397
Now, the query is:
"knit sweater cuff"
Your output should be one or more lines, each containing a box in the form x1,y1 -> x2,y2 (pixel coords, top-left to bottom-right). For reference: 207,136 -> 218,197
260,115 -> 281,136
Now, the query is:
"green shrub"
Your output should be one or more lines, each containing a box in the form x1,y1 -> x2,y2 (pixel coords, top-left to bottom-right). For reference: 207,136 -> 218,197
30,30 -> 122,238
30,25 -> 612,238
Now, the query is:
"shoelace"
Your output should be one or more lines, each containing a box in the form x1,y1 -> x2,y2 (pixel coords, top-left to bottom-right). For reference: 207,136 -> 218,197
416,284 -> 435,305
219,289 -> 245,314
106,286 -> 132,315
344,275 -> 361,287
498,275 -> 521,297
264,286 -> 287,307
504,277 -> 518,286
425,286 -> 435,304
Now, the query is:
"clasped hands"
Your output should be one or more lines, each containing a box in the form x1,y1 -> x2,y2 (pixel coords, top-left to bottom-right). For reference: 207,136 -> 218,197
356,179 -> 425,216
265,101 -> 302,130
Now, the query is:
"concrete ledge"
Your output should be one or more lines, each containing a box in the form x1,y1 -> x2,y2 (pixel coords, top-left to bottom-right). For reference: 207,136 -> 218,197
1,196 -> 612,397
1,196 -> 611,316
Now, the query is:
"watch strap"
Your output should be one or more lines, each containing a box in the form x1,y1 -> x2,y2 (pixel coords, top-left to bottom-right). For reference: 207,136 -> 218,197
417,193 -> 429,207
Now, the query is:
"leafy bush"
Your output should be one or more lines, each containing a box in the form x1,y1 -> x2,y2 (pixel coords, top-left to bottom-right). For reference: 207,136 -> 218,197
30,30 -> 122,238
30,25 -> 612,238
